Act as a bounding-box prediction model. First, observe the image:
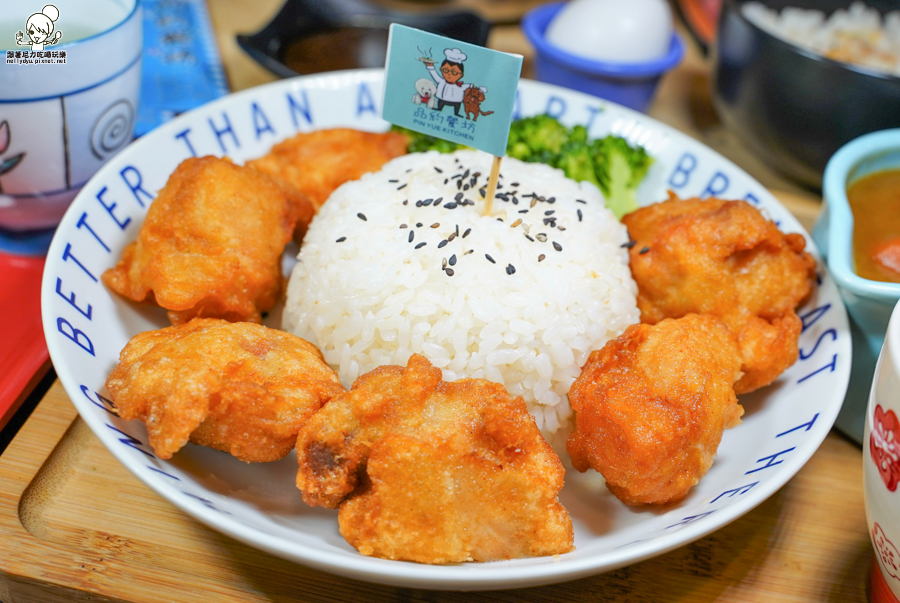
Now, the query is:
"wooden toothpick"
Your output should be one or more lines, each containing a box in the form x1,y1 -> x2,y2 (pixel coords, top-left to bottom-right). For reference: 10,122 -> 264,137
482,155 -> 502,216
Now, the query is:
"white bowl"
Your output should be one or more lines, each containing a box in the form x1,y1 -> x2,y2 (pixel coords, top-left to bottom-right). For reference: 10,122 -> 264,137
40,69 -> 851,590
0,0 -> 142,231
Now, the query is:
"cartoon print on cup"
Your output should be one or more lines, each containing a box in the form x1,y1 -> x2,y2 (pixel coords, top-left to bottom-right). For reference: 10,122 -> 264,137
871,404 -> 900,492
90,100 -> 135,160
0,121 -> 26,194
421,48 -> 490,119
874,523 -> 900,581
15,5 -> 63,52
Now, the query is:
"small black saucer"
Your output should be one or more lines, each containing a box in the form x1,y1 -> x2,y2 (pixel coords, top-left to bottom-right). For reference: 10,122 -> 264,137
237,0 -> 491,78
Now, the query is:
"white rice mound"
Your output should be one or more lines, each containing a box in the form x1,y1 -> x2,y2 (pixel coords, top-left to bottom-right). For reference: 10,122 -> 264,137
283,150 -> 639,438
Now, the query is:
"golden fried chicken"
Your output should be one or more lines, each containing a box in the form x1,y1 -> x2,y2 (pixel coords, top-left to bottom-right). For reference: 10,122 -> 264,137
102,156 -> 314,325
246,127 -> 408,216
567,314 -> 744,506
106,319 -> 344,462
622,194 -> 816,394
296,354 -> 573,563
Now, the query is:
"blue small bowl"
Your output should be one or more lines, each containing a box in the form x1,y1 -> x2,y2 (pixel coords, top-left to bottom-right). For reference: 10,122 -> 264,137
522,1 -> 685,113
814,129 -> 900,441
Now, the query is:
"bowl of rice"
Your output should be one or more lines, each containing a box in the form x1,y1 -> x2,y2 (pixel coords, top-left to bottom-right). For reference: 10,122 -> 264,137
713,0 -> 900,187
283,150 -> 639,446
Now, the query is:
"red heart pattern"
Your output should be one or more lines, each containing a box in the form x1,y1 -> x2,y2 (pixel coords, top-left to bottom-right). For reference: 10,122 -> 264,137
871,405 -> 900,492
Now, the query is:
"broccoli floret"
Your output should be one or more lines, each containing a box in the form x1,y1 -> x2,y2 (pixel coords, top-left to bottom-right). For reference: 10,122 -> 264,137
591,135 -> 654,219
507,115 -> 570,161
557,141 -> 599,187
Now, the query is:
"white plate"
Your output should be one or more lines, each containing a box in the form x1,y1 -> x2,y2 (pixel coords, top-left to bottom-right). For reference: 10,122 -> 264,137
41,69 -> 851,591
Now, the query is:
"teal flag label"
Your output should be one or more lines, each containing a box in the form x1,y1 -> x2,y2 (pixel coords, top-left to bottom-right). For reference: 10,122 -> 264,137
382,24 -> 523,157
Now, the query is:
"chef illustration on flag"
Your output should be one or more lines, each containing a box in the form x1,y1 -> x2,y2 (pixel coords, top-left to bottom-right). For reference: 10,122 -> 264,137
422,48 -> 490,119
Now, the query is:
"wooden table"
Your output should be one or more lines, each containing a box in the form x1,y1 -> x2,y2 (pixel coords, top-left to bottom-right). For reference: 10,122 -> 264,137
0,1 -> 872,601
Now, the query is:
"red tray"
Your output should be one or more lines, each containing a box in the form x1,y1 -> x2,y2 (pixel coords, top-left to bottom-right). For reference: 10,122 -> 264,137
0,252 -> 49,432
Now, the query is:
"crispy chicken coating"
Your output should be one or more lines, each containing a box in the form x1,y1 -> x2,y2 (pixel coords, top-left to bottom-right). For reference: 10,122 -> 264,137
102,156 -> 314,325
106,319 -> 344,462
296,354 -> 573,563
246,128 -> 408,237
622,195 -> 816,394
567,314 -> 744,506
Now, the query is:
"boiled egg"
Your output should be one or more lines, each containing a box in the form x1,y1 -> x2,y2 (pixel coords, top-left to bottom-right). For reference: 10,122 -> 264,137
545,0 -> 674,63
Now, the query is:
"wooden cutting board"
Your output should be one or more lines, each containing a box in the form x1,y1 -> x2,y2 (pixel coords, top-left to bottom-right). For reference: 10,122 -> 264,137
0,378 -> 872,602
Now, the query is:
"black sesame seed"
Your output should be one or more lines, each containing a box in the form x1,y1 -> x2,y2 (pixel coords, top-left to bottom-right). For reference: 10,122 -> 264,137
639,246 -> 650,254
463,184 -> 470,191
444,202 -> 458,210
463,228 -> 471,238
403,200 -> 409,205
518,209 -> 528,214
455,192 -> 464,202
446,268 -> 455,276
506,264 -> 516,275
577,209 -> 583,222
511,182 -> 520,187
416,200 -> 423,207
448,233 -> 456,242
449,254 -> 457,266
444,178 -> 448,184
544,210 -> 555,215
512,197 -> 519,205
388,179 -> 398,183
621,240 -> 637,248
547,197 -> 556,204
434,197 -> 443,206
479,187 -> 486,197
406,168 -> 412,172
553,241 -> 562,252
438,239 -> 448,248
485,254 -> 496,264
400,224 -> 408,229
525,235 -> 535,242
422,199 -> 432,207
455,224 -> 459,236
576,199 -> 586,204
357,213 -> 367,221
434,167 -> 443,173
336,236 -> 346,243
538,254 -> 546,262
416,223 -> 423,228
415,242 -> 426,249
397,183 -> 407,190
409,231 -> 415,243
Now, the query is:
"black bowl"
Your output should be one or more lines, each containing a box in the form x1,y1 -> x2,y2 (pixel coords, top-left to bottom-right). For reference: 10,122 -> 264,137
713,0 -> 900,188
237,0 -> 491,79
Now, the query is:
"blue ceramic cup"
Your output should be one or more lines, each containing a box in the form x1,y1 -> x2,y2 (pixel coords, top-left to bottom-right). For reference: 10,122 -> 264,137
522,1 -> 684,113
813,129 -> 900,441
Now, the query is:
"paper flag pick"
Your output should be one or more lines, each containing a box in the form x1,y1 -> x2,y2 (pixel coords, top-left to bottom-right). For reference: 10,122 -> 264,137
382,24 -> 523,158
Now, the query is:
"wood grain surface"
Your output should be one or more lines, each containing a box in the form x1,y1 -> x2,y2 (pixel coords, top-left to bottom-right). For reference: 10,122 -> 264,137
0,379 -> 870,602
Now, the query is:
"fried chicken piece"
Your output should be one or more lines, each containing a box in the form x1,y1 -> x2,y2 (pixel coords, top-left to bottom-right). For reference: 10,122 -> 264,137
296,354 -> 573,563
102,156 -> 315,325
247,128 -> 408,236
567,314 -> 744,506
106,319 -> 344,462
622,195 -> 816,394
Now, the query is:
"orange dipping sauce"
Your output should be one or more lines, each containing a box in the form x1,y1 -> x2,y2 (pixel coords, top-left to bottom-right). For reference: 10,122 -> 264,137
847,169 -> 900,283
